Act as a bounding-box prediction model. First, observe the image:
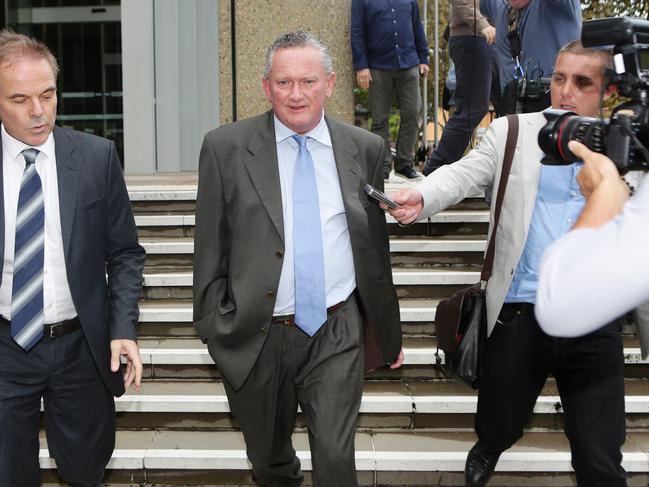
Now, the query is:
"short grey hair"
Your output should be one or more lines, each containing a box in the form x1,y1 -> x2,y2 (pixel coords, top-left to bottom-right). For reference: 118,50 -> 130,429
263,31 -> 333,79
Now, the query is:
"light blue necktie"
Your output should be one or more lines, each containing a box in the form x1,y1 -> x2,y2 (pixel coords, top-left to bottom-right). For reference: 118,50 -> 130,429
11,148 -> 44,351
292,135 -> 327,336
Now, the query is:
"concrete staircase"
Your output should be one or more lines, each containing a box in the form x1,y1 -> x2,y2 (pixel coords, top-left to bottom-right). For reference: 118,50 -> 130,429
40,176 -> 649,486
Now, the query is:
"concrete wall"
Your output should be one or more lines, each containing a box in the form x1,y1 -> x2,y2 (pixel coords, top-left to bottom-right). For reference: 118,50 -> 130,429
219,0 -> 355,126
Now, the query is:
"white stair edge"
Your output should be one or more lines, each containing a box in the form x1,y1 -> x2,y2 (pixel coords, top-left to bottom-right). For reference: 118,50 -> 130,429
115,395 -> 230,413
38,448 -> 649,472
139,306 -> 193,322
133,210 -> 489,227
137,303 -> 437,322
129,190 -> 197,201
135,345 -> 438,366
135,215 -> 196,226
136,345 -> 649,366
390,239 -> 485,252
140,239 -> 487,255
113,393 -> 649,415
141,270 -> 481,287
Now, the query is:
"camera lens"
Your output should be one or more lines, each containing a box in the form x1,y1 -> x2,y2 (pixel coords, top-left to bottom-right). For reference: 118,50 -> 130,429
538,109 -> 601,165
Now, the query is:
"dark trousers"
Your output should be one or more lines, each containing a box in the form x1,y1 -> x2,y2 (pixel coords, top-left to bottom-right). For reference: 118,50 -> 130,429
476,302 -> 627,487
0,323 -> 115,487
369,66 -> 421,175
224,295 -> 364,487
425,36 -> 500,171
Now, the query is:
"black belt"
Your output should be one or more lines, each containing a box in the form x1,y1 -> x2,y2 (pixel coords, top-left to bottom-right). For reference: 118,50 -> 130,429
499,302 -> 535,322
0,316 -> 81,338
272,300 -> 347,327
502,302 -> 534,313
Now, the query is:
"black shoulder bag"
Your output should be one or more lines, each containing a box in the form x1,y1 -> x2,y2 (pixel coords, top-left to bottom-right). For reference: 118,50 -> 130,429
434,114 -> 519,389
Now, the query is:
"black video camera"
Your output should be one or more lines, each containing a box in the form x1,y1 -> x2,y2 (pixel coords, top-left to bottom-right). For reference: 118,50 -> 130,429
501,76 -> 552,115
538,17 -> 649,173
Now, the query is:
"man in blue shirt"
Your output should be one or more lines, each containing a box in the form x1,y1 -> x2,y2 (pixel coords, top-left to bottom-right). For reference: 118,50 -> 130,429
481,0 -> 581,110
351,0 -> 429,180
385,42 -> 626,487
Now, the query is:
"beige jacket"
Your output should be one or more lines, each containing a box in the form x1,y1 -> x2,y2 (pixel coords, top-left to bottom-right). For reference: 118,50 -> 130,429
417,112 -> 546,336
450,0 -> 492,37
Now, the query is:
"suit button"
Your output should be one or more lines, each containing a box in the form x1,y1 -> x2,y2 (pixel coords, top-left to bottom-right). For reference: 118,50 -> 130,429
275,250 -> 283,258
266,291 -> 275,299
260,327 -> 267,335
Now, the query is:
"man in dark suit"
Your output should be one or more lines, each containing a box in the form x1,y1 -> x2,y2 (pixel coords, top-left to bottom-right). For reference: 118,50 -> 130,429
194,31 -> 402,486
0,30 -> 145,486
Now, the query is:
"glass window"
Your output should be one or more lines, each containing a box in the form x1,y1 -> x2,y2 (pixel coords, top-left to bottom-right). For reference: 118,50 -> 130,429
3,1 -> 124,163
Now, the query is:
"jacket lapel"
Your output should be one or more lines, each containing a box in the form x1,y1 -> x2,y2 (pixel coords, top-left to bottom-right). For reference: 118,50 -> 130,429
0,138 -> 4,281
243,111 -> 284,241
53,126 -> 81,259
325,116 -> 370,240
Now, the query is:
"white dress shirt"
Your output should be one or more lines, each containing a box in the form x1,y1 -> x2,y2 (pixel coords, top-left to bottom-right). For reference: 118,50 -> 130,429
273,113 -> 356,316
535,172 -> 649,336
0,125 -> 77,322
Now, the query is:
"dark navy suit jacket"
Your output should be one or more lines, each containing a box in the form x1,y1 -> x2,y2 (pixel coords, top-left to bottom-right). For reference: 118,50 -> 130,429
0,126 -> 145,397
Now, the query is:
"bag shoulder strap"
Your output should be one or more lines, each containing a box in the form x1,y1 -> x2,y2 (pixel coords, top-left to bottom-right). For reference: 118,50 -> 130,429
481,114 -> 519,282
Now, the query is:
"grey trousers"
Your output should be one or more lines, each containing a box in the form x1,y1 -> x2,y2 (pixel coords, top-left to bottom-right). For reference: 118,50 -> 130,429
369,66 -> 421,174
224,294 -> 364,487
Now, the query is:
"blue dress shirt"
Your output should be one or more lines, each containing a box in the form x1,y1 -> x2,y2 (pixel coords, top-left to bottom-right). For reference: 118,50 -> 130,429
272,113 -> 356,316
351,0 -> 429,71
506,162 -> 585,303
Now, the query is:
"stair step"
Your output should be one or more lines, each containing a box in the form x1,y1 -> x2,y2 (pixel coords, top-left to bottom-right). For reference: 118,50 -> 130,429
139,238 -> 487,255
134,210 -> 490,227
125,179 -> 427,203
134,337 -> 649,366
141,269 -> 481,287
138,299 -> 439,322
114,380 -> 649,415
135,337 -> 440,366
129,188 -> 197,201
38,430 -> 649,472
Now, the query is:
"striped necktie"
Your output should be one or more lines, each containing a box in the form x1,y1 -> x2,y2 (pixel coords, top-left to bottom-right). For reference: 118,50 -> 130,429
292,135 -> 327,336
11,148 -> 44,351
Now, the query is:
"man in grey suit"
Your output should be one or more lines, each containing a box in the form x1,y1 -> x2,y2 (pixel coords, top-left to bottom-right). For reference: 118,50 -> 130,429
387,41 -> 626,487
194,31 -> 402,487
0,31 -> 145,486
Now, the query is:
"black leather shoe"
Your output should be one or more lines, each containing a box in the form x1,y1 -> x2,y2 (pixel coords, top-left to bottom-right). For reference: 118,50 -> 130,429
421,164 -> 436,176
394,165 -> 422,180
464,441 -> 502,486
422,162 -> 445,176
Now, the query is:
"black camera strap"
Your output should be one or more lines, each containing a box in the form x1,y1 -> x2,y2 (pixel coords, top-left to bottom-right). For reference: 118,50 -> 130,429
482,114 -> 519,282
507,7 -> 522,60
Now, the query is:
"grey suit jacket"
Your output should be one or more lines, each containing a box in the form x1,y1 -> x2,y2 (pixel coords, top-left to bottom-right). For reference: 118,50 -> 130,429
0,126 -> 145,397
635,304 -> 649,360
193,111 -> 402,391
418,112 -> 546,335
